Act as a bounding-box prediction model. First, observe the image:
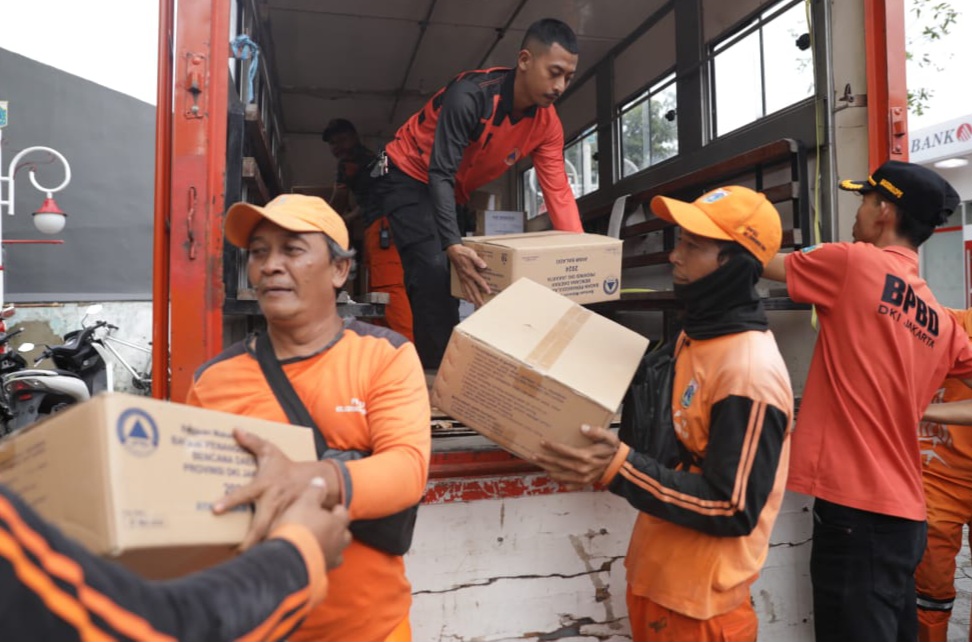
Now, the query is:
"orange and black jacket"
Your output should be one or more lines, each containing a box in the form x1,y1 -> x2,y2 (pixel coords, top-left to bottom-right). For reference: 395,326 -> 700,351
601,332 -> 793,537
0,484 -> 327,642
385,67 -> 583,248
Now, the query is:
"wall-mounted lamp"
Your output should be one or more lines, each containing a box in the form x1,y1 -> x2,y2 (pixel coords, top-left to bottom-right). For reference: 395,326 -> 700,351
0,101 -> 72,307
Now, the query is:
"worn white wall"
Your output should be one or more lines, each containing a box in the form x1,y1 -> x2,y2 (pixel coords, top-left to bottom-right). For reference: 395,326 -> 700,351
407,483 -> 815,642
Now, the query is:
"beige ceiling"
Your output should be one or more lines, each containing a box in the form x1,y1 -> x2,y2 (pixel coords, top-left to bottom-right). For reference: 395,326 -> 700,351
257,0 -> 767,188
261,0 -> 667,143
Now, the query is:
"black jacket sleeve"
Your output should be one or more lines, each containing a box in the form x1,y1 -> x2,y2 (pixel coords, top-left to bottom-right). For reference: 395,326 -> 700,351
0,484 -> 319,642
427,80 -> 483,249
608,395 -> 789,537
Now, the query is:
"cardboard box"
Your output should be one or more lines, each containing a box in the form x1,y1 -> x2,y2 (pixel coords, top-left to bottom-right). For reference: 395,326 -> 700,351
450,231 -> 623,305
432,278 -> 649,461
467,190 -> 501,211
0,393 -> 315,579
474,209 -> 526,236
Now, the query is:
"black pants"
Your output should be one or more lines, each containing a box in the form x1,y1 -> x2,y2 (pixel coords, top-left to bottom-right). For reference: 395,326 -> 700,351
810,498 -> 927,642
370,165 -> 459,370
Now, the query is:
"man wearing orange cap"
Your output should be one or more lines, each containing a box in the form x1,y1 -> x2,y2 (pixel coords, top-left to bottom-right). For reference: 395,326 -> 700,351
186,194 -> 430,642
762,160 -> 972,642
536,186 -> 794,641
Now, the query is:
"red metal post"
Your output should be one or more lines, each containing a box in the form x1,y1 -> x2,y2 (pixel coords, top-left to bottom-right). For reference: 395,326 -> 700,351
864,0 -> 909,167
166,0 -> 230,401
152,0 -> 174,400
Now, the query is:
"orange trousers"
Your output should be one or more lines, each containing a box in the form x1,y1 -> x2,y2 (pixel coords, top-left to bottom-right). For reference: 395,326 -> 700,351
916,468 -> 972,642
627,585 -> 758,642
364,218 -> 413,342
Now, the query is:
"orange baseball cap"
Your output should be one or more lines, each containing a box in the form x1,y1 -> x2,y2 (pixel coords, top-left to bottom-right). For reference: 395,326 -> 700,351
224,194 -> 349,250
650,186 -> 782,266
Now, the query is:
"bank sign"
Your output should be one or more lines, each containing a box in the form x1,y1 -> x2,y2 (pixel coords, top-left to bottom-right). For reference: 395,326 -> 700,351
910,115 -> 972,164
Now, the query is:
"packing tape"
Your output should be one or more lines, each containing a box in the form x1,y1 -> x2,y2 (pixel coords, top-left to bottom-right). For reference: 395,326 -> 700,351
525,305 -> 590,371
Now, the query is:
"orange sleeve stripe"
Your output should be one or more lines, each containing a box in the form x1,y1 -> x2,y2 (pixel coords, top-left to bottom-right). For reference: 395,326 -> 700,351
619,465 -> 736,516
0,528 -> 111,641
731,402 -> 766,510
618,399 -> 771,518
0,497 -> 176,641
238,589 -> 311,642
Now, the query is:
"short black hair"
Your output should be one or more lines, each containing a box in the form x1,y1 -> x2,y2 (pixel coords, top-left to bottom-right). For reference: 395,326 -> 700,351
322,118 -> 357,143
521,18 -> 579,55
874,192 -> 945,248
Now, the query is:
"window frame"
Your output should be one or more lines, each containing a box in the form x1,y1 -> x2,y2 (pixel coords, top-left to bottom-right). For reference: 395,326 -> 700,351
707,0 -> 812,139
616,70 -> 679,181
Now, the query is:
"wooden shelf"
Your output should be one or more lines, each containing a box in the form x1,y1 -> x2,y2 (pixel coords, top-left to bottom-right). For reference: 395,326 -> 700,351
242,157 -> 270,205
243,104 -> 283,198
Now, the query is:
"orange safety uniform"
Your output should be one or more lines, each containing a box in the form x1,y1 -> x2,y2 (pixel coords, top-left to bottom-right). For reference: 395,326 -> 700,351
0,483 -> 328,641
600,330 -> 793,641
364,218 -> 414,342
186,320 -> 431,642
916,308 -> 972,642
384,66 -> 583,247
334,143 -> 414,341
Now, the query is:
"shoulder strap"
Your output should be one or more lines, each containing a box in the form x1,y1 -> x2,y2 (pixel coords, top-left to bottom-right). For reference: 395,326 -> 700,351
254,331 -> 328,457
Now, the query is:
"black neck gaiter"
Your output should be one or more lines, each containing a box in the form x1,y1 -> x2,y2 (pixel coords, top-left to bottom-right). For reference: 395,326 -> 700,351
672,252 -> 769,340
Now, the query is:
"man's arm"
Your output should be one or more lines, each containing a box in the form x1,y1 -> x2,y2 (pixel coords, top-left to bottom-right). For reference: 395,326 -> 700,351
538,395 -> 790,537
427,82 -> 481,249
924,397 -> 972,425
763,253 -> 788,283
0,480 -> 346,642
530,116 -> 583,232
428,82 -> 492,305
340,342 -> 431,519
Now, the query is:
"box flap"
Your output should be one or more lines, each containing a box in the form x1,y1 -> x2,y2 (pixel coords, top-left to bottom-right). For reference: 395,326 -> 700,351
456,278 -> 648,410
467,231 -> 620,250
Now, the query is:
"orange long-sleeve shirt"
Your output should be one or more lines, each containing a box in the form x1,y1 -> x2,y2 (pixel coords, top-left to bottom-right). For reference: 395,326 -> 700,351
386,67 -> 583,247
186,320 -> 431,642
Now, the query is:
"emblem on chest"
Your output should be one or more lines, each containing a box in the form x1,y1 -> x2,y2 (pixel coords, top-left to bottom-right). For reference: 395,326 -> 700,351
680,378 -> 699,409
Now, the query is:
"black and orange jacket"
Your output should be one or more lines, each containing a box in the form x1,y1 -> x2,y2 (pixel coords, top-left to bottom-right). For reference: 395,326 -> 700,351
186,319 -> 430,642
385,67 -> 583,248
600,330 -> 793,619
0,484 -> 326,642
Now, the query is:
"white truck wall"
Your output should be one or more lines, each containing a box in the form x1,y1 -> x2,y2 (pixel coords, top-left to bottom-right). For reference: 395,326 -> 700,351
408,483 -> 815,642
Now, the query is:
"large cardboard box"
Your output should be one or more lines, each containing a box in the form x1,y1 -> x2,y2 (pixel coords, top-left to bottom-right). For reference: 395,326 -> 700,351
0,393 -> 315,579
432,278 -> 649,460
450,231 -> 623,305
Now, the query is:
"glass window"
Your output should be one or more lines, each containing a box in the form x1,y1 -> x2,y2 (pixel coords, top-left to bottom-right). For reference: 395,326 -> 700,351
620,74 -> 678,178
522,127 -> 598,220
564,127 -> 599,197
711,0 -> 813,137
